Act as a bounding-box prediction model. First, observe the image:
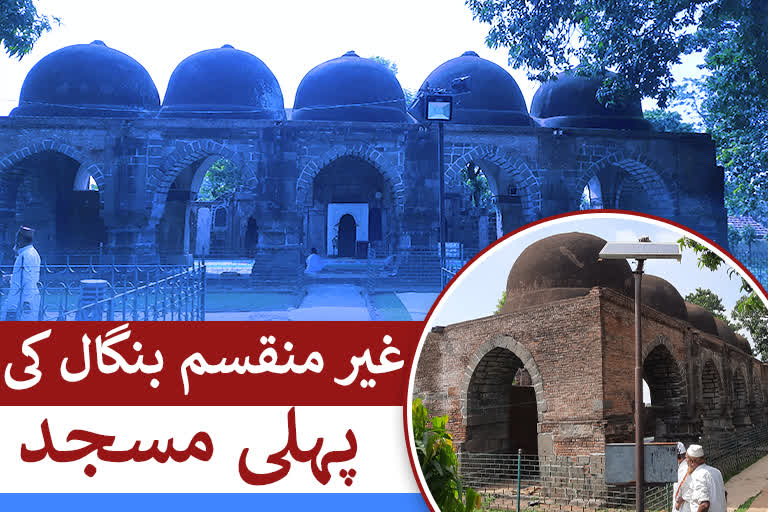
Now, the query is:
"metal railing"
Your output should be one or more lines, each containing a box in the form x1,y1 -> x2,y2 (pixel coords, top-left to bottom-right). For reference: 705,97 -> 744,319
0,263 -> 203,321
57,263 -> 206,321
700,424 -> 768,480
458,452 -> 673,512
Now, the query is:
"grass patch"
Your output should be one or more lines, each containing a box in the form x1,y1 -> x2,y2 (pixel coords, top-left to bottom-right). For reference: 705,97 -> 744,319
205,291 -> 299,312
736,492 -> 761,512
370,292 -> 412,320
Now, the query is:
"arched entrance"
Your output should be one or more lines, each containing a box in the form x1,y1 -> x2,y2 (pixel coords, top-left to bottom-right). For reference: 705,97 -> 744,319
0,150 -> 105,258
732,370 -> 750,427
642,344 -> 686,440
465,347 -> 538,454
701,360 -> 723,424
245,217 -> 259,253
337,214 -> 356,257
156,156 -> 238,258
306,156 -> 394,257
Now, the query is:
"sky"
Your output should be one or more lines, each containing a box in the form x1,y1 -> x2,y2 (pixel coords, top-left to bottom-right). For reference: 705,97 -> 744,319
0,0 -> 705,118
429,213 -> 764,358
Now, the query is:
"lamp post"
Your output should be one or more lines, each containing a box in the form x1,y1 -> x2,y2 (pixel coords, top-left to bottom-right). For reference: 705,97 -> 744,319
425,94 -> 453,286
598,237 -> 681,512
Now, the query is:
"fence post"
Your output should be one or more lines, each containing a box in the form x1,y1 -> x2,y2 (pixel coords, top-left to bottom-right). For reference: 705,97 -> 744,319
517,448 -> 522,512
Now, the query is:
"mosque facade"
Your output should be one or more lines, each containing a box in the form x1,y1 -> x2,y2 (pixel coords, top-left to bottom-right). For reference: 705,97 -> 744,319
414,232 -> 768,487
0,42 -> 728,284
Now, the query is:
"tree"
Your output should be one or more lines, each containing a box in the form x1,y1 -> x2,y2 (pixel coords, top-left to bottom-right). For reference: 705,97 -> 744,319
679,236 -> 768,359
369,55 -> 417,106
412,399 -> 480,512
465,0 -> 704,108
731,295 -> 768,359
197,159 -> 239,202
643,109 -> 696,133
464,1 -> 768,215
684,287 -> 738,330
494,290 -> 507,314
460,162 -> 493,209
1,0 -> 59,59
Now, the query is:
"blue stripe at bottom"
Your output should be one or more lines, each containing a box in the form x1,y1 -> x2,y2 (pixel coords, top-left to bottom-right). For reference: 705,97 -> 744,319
0,493 -> 429,511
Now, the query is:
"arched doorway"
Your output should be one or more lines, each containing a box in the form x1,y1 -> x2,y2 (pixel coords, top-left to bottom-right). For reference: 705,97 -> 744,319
465,347 -> 538,454
245,217 -> 259,253
337,214 -> 356,257
732,370 -> 750,427
0,150 -> 105,258
701,360 -> 723,424
307,156 -> 393,257
642,344 -> 686,440
157,156 -> 238,257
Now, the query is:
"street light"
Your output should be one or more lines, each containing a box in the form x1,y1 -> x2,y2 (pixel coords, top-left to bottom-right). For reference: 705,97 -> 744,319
425,95 -> 453,286
599,237 -> 681,512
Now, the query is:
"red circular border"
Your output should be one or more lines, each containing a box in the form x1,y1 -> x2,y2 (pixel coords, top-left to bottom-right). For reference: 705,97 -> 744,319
401,209 -> 768,512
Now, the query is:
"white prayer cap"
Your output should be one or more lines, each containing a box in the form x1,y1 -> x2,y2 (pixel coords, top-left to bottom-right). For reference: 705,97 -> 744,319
677,442 -> 686,455
687,444 -> 704,457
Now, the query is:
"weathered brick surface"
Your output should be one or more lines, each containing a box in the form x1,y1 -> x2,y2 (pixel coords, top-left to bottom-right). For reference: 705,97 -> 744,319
0,116 -> 728,258
415,286 -> 768,457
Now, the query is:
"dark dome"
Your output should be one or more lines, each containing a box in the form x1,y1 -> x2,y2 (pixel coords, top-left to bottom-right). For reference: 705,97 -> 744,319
292,51 -> 407,122
714,317 -> 738,346
502,232 -> 634,313
410,51 -> 530,126
11,40 -> 159,117
735,333 -> 752,354
530,70 -> 651,130
685,302 -> 719,336
160,45 -> 285,119
641,275 -> 688,320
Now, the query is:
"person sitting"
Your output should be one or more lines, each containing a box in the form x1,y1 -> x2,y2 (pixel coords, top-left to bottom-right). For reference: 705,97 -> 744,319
305,247 -> 325,274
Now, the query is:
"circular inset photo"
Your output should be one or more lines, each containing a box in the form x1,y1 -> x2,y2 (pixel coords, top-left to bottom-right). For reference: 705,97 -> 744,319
406,211 -> 768,512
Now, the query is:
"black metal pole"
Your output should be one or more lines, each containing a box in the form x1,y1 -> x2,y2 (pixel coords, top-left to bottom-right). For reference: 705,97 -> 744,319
438,121 -> 446,286
634,259 -> 645,512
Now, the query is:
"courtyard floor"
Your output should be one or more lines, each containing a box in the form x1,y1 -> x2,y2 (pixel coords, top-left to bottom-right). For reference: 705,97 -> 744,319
727,454 -> 768,512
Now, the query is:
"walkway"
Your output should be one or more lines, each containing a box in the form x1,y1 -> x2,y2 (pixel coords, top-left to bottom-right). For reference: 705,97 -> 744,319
726,454 -> 768,512
206,283 -> 372,321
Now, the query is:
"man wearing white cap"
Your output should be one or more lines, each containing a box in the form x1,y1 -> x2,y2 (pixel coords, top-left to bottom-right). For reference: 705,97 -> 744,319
1,227 -> 41,320
678,444 -> 726,512
674,442 -> 690,511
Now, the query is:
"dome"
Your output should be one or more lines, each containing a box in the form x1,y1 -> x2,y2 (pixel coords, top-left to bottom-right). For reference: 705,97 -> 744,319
714,317 -> 738,346
410,51 -> 530,126
160,45 -> 285,119
11,40 -> 159,117
530,70 -> 651,130
502,232 -> 634,313
641,275 -> 688,320
735,333 -> 752,354
685,302 -> 719,336
292,51 -> 407,122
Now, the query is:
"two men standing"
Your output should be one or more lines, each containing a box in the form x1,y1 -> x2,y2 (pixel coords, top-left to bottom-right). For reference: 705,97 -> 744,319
676,444 -> 727,512
1,226 -> 41,321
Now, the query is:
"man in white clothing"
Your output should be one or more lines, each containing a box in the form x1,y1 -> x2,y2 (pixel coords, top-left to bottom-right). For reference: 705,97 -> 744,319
1,227 -> 41,321
674,442 -> 690,512
305,247 -> 325,274
679,444 -> 726,512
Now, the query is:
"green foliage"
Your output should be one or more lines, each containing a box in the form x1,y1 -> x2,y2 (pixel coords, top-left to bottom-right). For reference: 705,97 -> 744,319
461,163 -> 493,209
368,55 -> 417,107
464,0 -> 768,214
732,295 -> 768,360
684,287 -> 738,330
678,237 -> 767,359
643,109 -> 696,133
197,159 -> 239,202
465,0 -> 703,108
0,0 -> 59,59
412,399 -> 480,512
495,290 -> 507,314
